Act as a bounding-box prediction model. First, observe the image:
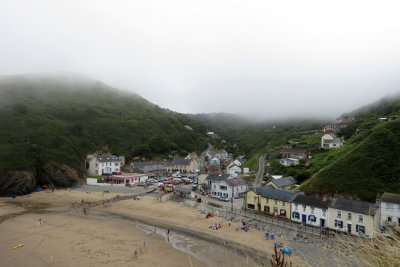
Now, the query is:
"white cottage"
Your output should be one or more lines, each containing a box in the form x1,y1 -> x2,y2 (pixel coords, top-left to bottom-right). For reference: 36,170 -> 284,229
291,194 -> 330,228
206,174 -> 247,200
379,193 -> 400,227
86,154 -> 124,175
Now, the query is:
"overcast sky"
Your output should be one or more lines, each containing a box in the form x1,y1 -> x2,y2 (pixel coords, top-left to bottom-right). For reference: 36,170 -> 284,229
1,1 -> 400,119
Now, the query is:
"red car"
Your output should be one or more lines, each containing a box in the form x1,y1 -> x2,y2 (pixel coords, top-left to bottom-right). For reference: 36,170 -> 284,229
185,180 -> 191,185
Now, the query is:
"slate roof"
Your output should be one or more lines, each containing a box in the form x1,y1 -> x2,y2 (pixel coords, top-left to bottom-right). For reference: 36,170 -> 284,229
271,176 -> 297,188
293,194 -> 330,209
97,155 -> 123,162
381,193 -> 400,204
206,174 -> 231,182
254,186 -> 300,202
331,198 -> 377,215
172,158 -> 191,166
238,159 -> 247,165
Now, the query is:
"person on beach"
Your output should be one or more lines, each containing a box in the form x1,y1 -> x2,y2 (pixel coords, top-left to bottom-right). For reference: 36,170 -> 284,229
83,207 -> 87,215
167,229 -> 170,243
228,220 -> 231,226
134,249 -> 137,257
140,246 -> 142,254
143,241 -> 146,248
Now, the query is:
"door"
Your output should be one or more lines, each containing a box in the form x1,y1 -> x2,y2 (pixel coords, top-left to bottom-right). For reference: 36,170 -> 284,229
302,214 -> 307,223
347,223 -> 352,234
320,218 -> 325,228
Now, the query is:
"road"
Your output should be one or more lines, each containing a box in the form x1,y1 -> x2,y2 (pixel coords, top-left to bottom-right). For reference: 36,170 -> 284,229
252,155 -> 265,188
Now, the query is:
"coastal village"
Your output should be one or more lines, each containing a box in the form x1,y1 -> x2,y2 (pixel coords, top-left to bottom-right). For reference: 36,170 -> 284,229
83,115 -> 399,241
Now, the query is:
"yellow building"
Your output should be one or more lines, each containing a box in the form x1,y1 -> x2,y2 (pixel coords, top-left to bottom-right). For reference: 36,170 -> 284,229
245,186 -> 299,220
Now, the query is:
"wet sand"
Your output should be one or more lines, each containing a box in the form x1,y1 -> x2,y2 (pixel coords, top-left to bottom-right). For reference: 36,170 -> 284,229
0,190 -> 308,266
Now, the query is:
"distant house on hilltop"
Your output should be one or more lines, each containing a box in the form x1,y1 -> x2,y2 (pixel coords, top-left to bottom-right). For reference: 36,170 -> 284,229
323,117 -> 356,133
321,133 -> 345,149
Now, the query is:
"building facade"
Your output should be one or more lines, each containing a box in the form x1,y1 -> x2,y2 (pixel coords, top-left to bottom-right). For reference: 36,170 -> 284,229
86,154 -> 124,175
291,194 -> 330,227
328,198 -> 378,237
379,193 -> 400,226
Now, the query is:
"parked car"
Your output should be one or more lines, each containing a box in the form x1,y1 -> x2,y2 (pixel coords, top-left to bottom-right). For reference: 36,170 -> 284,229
112,172 -> 122,175
218,197 -> 229,202
103,172 -> 113,176
137,182 -> 146,187
185,180 -> 191,185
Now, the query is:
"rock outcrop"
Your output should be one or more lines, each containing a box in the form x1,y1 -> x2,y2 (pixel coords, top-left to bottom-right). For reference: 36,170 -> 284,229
0,162 -> 80,197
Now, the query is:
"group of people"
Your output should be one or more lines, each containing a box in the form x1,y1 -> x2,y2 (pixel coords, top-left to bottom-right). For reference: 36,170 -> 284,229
241,222 -> 250,232
209,223 -> 222,230
134,241 -> 147,257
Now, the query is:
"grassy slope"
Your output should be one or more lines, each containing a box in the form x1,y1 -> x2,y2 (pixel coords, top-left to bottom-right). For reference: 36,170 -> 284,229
301,120 -> 400,202
0,75 -> 208,175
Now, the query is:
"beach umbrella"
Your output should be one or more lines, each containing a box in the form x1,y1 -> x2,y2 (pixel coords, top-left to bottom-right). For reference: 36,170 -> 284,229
282,248 -> 292,254
35,188 -> 42,192
11,194 -> 17,199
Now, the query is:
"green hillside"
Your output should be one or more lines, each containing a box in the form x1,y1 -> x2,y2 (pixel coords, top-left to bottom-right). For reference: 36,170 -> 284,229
300,94 -> 400,202
0,74 -> 208,177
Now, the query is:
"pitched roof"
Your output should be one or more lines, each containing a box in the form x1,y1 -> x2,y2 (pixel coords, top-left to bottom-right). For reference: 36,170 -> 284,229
97,155 -> 123,162
331,198 -> 377,215
279,149 -> 308,154
254,186 -> 300,202
381,193 -> 400,204
293,194 -> 330,209
206,174 -> 231,182
271,176 -> 297,188
172,158 -> 191,166
224,178 -> 247,187
131,161 -> 164,168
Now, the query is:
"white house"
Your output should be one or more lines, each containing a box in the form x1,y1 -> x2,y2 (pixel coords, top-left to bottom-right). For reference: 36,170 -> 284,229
379,192 -> 400,227
279,158 -> 300,166
226,162 -> 241,176
291,194 -> 330,228
206,174 -> 247,200
86,154 -> 125,175
321,133 -> 345,149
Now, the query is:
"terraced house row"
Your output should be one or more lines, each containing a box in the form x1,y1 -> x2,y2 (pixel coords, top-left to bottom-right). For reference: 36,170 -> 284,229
244,186 -> 400,238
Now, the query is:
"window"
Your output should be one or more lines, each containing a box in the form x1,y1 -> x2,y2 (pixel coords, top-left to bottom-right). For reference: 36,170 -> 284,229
95,163 -> 98,167
214,185 -> 216,189
358,215 -> 364,222
280,209 -> 286,216
356,224 -> 365,234
295,203 -> 298,210
322,209 -> 326,216
387,203 -> 394,211
115,162 -> 119,166
266,198 -> 269,203
309,215 -> 316,222
283,202 -> 285,207
220,186 -> 227,190
337,210 -> 342,218
335,220 -> 343,228
253,197 -> 257,202
347,213 -> 352,220
247,204 -> 255,209
311,207 -> 315,214
303,205 -> 306,212
264,206 -> 270,213
292,212 -> 300,219
387,216 -> 393,222
274,200 -> 278,205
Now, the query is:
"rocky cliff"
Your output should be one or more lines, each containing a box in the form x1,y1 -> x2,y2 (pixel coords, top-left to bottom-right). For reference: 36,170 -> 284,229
0,163 -> 80,196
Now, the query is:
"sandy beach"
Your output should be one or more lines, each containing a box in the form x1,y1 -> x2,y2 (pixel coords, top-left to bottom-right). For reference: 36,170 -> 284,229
0,189 -> 308,266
